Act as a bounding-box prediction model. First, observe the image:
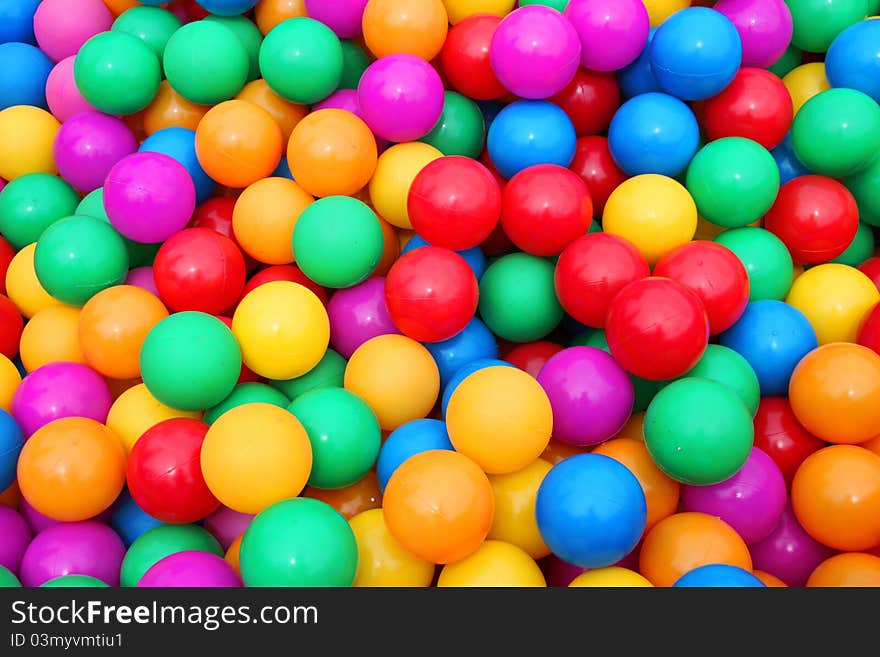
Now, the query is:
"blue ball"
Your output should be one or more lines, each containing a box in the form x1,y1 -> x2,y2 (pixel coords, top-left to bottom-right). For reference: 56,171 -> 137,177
536,453 -> 646,568
441,358 -> 515,416
649,7 -> 743,101
425,318 -> 498,388
0,42 -> 52,110
608,92 -> 699,177
110,489 -> 164,547
617,28 -> 660,98
376,419 -> 454,491
272,155 -> 294,180
720,300 -> 818,396
771,132 -> 811,185
190,0 -> 259,16
0,0 -> 40,45
487,100 -> 576,179
402,234 -> 486,280
673,564 -> 766,587
0,409 -> 23,491
826,19 -> 880,103
139,127 -> 217,204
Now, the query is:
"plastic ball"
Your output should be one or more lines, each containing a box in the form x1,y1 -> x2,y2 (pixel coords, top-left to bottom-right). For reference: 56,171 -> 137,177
753,396 -> 824,488
400,233 -> 487,280
0,356 -> 19,415
807,553 -> 880,587
569,567 -> 652,587
683,344 -> 760,415
326,277 -> 400,360
203,506 -> 253,551
349,508 -> 434,587
832,221 -> 874,268
41,574 -> 109,587
442,0 -> 516,22
714,227 -> 794,301
569,136 -> 628,216
19,521 -> 124,587
45,56 -> 93,123
20,305 -> 84,372
232,178 -> 312,266
440,14 -> 506,101
788,0 -> 868,53
107,383 -> 201,455
203,382 -> 288,425
846,152 -> 880,228
486,100 -> 576,179
269,348 -> 345,401
438,540 -> 545,587
202,15 -> 262,84
138,550 -> 242,587
425,317 -> 497,387
0,0 -> 40,44
139,126 -> 217,204
6,244 -> 61,320
303,470 -> 382,519
124,267 -> 159,297
34,0 -> 113,63
783,62 -> 830,114
714,0 -> 793,67
564,0 -> 649,72
111,6 -> 182,59
419,91 -> 486,159
749,502 -> 833,586
362,0 -> 448,60
826,18 -> 880,102
53,112 -> 137,194
0,506 -> 29,575
0,566 -> 20,587
0,105 -> 60,180
486,458 -> 551,558
376,419 -> 453,491
551,68 -> 621,138
110,490 -> 163,547
0,409 -> 22,492
0,173 -> 79,251
0,42 -> 52,110
142,81 -> 209,136
120,524 -> 223,587
674,564 -> 765,587
369,142 -> 442,229
442,358 -> 515,414
237,79 -> 307,143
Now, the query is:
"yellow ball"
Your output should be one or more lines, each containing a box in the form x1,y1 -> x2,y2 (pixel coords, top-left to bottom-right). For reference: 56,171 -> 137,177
487,458 -> 552,558
569,567 -> 654,587
6,244 -> 63,319
200,403 -> 313,514
786,263 -> 880,345
446,366 -> 553,474
438,540 -> 546,587
106,383 -> 202,454
232,281 -> 329,380
602,174 -> 697,265
783,63 -> 830,116
368,142 -> 442,229
349,508 -> 435,587
642,0 -> 690,26
442,0 -> 515,23
0,106 -> 59,180
0,354 -> 21,413
344,334 -> 440,431
20,305 -> 86,372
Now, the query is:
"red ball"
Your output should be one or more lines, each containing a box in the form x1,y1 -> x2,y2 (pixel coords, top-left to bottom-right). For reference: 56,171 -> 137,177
753,396 -> 825,488
653,241 -> 750,335
408,156 -> 502,250
763,175 -> 859,265
0,236 -> 14,296
858,301 -> 880,355
240,265 -> 327,306
385,246 -> 478,343
701,67 -> 793,150
190,196 -> 257,273
153,227 -> 247,315
554,233 -> 649,328
500,164 -> 592,256
440,14 -> 506,101
550,68 -> 621,137
504,340 -> 564,378
126,417 -> 220,523
858,257 -> 880,292
569,136 -> 627,217
0,294 -> 23,360
606,277 -> 709,381
216,315 -> 260,384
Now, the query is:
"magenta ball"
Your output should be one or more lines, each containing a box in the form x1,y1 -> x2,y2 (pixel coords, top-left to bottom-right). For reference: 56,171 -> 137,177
357,54 -> 444,142
490,5 -> 581,99
104,152 -> 196,244
19,521 -> 124,587
137,550 -> 242,587
749,502 -> 835,586
303,0 -> 368,38
327,276 -> 401,359
124,266 -> 160,296
0,506 -> 32,575
313,90 -> 390,151
11,362 -> 113,438
681,447 -> 786,544
33,0 -> 113,63
53,111 -> 138,193
535,346 -> 634,446
203,505 -> 253,551
564,0 -> 649,72
46,56 -> 95,123
541,554 -> 588,587
19,498 -> 61,535
714,0 -> 793,68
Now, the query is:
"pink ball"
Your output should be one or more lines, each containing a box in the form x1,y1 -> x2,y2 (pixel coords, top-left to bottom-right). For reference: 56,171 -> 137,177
714,0 -> 793,68
19,497 -> 60,535
681,447 -> 787,544
138,550 -> 243,587
11,362 -> 113,438
45,56 -> 95,123
565,0 -> 650,72
490,5 -> 581,99
327,277 -> 401,359
104,152 -> 196,244
19,521 -> 125,587
124,266 -> 160,296
53,111 -> 138,193
203,505 -> 253,550
0,505 -> 31,575
33,0 -> 113,63
357,54 -> 444,143
304,0 -> 368,38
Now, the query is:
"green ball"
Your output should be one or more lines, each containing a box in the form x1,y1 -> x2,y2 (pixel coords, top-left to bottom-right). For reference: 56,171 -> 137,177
34,215 -> 129,306
120,524 -> 223,587
588,219 -> 601,233
683,344 -> 760,416
205,15 -> 263,83
288,387 -> 381,489
77,188 -> 160,268
845,153 -> 880,227
163,20 -> 248,104
292,196 -> 383,288
339,40 -> 369,90
715,227 -> 794,301
786,0 -> 868,53
645,377 -> 754,485
686,137 -> 780,227
240,497 -> 358,587
140,312 -> 242,411
259,18 -> 343,104
0,173 -> 79,250
41,575 -> 109,588
792,88 -> 880,177
518,0 -> 570,9
870,0 -> 880,13
478,253 -> 563,342
831,222 -> 875,266
0,565 -> 20,587
111,6 -> 182,59
204,382 -> 289,424
74,31 -> 161,115
420,91 -> 486,159
767,44 -> 802,78
269,349 -> 346,400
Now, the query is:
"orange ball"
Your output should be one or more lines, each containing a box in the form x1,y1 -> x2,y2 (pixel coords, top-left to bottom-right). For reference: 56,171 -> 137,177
0,481 -> 19,508
255,0 -> 307,34
753,570 -> 787,587
383,450 -> 494,564
103,0 -> 143,15
639,512 -> 753,587
789,343 -> 880,445
19,305 -> 86,372
792,445 -> 880,551
592,438 -> 680,531
363,0 -> 449,60
303,471 -> 383,519
232,177 -> 314,265
143,81 -> 209,136
195,100 -> 283,189
807,553 -> 880,587
374,215 -> 401,277
287,109 -> 378,198
17,417 -> 126,522
237,79 -> 308,143
862,434 -> 880,457
225,534 -> 243,574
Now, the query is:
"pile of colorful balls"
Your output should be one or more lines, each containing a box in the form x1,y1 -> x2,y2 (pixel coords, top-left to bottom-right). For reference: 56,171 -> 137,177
1,0 -> 880,588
